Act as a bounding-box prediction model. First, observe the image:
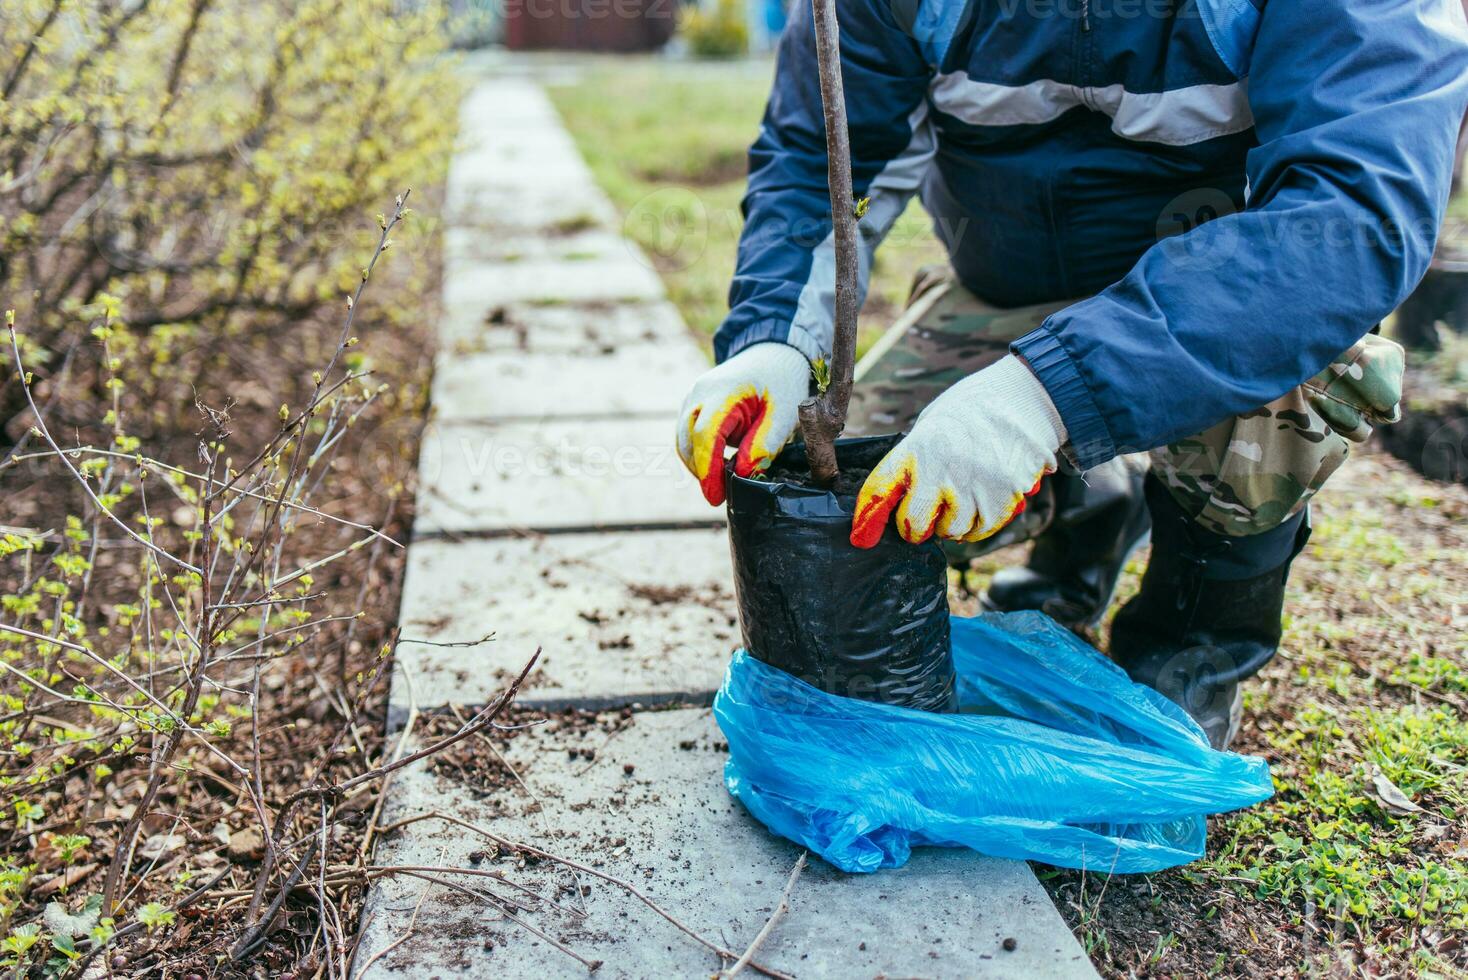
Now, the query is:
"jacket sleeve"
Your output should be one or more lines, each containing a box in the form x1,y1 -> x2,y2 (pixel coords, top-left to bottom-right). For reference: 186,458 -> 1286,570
713,0 -> 936,364
1013,0 -> 1468,469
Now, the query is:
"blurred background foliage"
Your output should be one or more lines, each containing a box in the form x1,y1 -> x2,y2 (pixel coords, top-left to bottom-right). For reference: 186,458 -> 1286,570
678,0 -> 750,59
1,0 -> 460,437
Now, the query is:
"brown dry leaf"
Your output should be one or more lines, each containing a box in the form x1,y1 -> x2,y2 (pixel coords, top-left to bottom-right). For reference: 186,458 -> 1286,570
103,802 -> 136,822
1370,767 -> 1424,817
194,849 -> 225,868
228,826 -> 265,861
139,833 -> 186,861
32,863 -> 98,898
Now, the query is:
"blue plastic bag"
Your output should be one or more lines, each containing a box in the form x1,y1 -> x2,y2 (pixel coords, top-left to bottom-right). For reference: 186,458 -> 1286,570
713,611 -> 1274,874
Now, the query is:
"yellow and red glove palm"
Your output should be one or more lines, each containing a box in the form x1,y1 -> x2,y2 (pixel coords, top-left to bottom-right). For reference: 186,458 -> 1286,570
851,355 -> 1067,549
676,344 -> 810,505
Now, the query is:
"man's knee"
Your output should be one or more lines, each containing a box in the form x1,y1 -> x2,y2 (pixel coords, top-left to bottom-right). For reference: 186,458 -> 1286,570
1150,425 -> 1345,538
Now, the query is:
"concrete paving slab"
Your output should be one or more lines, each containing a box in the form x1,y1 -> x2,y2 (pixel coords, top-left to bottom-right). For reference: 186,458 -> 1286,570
433,339 -> 707,421
455,120 -> 583,157
458,77 -> 565,131
355,708 -> 1097,979
457,124 -> 577,165
451,140 -> 592,194
391,529 -> 736,713
452,107 -> 586,154
446,181 -> 618,234
440,299 -> 695,357
448,82 -> 593,208
445,226 -> 631,266
414,417 -> 716,535
441,252 -> 663,311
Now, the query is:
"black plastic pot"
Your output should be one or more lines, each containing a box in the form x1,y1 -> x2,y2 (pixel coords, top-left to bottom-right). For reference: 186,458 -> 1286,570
725,435 -> 956,712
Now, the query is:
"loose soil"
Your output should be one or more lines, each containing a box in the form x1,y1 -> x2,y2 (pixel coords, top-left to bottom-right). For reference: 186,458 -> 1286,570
762,435 -> 895,498
1379,364 -> 1468,485
762,458 -> 874,499
0,190 -> 446,976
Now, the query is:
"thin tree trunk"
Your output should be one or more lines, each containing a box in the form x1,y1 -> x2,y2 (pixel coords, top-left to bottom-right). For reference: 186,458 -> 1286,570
798,0 -> 860,485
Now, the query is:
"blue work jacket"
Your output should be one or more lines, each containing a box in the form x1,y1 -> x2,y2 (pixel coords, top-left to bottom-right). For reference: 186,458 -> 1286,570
713,0 -> 1468,466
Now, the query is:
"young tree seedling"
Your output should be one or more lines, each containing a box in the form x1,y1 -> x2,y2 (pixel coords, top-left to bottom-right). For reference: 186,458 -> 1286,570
797,0 -> 860,485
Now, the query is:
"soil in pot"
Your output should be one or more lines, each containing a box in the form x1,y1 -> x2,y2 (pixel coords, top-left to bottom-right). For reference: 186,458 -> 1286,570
725,435 -> 957,712
763,454 -> 873,497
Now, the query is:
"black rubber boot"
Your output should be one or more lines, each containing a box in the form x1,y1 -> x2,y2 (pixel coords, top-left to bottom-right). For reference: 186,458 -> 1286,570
981,458 -> 1151,629
1109,474 -> 1312,750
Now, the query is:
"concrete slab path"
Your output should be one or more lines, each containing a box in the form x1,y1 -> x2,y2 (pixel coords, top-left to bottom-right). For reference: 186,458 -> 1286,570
354,69 -> 1097,979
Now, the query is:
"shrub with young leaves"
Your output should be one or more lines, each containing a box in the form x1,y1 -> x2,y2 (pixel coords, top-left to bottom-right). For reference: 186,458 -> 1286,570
0,193 -> 430,972
678,0 -> 749,59
0,1 -> 465,972
0,0 -> 458,421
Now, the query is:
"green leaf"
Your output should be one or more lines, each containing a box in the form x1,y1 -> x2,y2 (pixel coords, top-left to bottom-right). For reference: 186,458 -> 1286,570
135,902 -> 175,932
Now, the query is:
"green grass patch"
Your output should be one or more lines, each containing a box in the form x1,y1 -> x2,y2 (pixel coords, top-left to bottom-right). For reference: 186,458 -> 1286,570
1388,652 -> 1468,696
1306,511 -> 1411,569
547,58 -> 947,356
1205,702 -> 1467,946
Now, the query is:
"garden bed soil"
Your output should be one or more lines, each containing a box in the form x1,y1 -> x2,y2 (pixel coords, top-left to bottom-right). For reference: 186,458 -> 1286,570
0,191 -> 445,977
1378,363 -> 1468,485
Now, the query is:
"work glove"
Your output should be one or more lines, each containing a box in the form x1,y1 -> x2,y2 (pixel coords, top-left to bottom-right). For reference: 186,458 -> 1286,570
851,355 -> 1067,548
676,343 -> 810,506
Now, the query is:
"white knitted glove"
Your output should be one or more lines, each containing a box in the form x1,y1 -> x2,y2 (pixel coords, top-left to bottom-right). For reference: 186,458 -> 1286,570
851,355 -> 1067,547
676,343 -> 810,505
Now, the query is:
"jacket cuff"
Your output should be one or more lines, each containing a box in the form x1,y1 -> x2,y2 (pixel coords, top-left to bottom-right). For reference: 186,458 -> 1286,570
717,318 -> 823,365
1012,323 -> 1116,470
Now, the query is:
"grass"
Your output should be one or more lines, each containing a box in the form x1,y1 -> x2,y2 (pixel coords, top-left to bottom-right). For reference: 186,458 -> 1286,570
1034,454 -> 1468,976
545,58 -> 947,359
1216,704 -> 1467,924
552,57 -> 1468,977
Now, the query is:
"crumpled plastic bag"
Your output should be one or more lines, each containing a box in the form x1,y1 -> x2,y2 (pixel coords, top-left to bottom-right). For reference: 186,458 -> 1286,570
713,611 -> 1274,874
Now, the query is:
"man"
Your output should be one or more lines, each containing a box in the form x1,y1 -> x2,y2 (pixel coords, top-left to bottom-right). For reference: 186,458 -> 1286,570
676,0 -> 1468,747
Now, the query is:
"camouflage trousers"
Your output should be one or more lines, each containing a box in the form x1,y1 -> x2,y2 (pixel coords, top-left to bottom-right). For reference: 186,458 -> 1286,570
847,268 -> 1407,537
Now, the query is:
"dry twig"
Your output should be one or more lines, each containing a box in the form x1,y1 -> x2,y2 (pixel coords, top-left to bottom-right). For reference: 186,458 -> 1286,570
721,852 -> 807,978
377,811 -> 794,980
